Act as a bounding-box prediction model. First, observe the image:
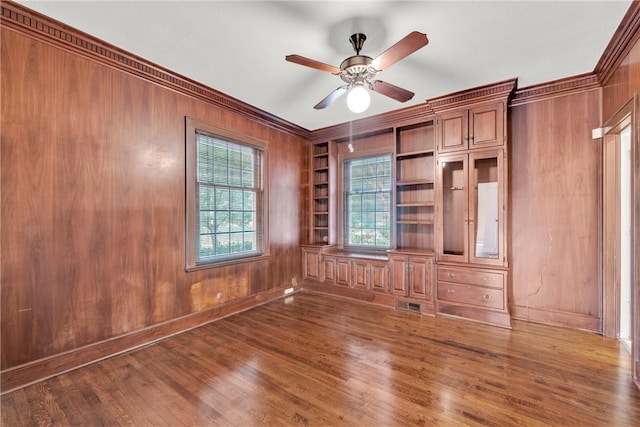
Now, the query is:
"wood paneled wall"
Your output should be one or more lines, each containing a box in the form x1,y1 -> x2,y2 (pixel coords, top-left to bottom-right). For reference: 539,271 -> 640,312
1,20 -> 306,390
509,89 -> 602,331
602,31 -> 640,121
598,1 -> 640,386
3,0 -> 640,393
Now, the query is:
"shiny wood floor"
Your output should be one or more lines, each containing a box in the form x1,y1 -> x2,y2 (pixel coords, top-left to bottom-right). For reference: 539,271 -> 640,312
2,291 -> 640,426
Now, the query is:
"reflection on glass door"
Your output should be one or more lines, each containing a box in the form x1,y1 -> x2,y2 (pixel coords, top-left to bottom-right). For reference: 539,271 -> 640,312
472,156 -> 499,259
441,156 -> 467,260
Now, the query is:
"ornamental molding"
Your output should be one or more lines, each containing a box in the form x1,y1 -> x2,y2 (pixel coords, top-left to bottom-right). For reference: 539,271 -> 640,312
594,1 -> 640,86
426,78 -> 518,112
511,73 -> 600,107
0,1 -> 311,139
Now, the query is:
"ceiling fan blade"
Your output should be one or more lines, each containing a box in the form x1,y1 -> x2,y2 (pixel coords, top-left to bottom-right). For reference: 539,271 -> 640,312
370,31 -> 428,71
369,80 -> 415,103
314,86 -> 348,109
286,54 -> 342,74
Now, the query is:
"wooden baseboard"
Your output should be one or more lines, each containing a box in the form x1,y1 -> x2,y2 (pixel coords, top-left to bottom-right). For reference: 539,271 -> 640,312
510,304 -> 601,333
0,285 -> 295,394
437,301 -> 512,329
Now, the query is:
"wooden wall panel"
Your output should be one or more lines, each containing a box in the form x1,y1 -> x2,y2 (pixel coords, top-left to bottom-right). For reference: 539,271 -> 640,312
1,25 -> 306,385
510,90 -> 602,331
602,40 -> 640,121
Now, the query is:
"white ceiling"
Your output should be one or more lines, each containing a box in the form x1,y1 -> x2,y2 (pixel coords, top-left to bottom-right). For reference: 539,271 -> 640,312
17,1 -> 632,131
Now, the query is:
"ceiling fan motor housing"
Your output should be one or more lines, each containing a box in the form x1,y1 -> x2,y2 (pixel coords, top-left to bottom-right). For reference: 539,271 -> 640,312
340,55 -> 373,74
340,33 -> 378,84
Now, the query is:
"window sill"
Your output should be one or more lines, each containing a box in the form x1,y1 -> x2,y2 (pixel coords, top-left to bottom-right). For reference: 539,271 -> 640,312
326,249 -> 389,262
185,253 -> 271,272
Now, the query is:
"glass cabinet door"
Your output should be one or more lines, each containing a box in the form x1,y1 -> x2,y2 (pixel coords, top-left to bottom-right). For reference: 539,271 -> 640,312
438,154 -> 468,262
469,149 -> 504,265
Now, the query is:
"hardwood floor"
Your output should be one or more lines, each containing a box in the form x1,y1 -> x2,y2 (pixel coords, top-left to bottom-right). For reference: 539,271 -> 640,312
2,291 -> 639,426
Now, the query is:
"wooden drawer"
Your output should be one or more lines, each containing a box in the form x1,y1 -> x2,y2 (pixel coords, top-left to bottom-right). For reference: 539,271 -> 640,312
437,282 -> 504,310
437,267 -> 504,289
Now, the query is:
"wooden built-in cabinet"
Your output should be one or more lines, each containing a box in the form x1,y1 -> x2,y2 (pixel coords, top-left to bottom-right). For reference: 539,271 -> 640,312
394,122 -> 435,251
429,79 -> 515,328
389,123 -> 437,313
311,142 -> 334,245
302,245 -> 323,281
436,102 -> 504,153
303,80 -> 516,326
437,148 -> 507,266
352,259 -> 389,291
302,246 -> 387,291
319,255 -> 352,287
436,265 -> 509,328
388,251 -> 435,309
302,245 -> 437,312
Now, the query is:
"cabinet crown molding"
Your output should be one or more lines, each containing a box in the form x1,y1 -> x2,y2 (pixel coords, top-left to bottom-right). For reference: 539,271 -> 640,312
426,78 -> 518,113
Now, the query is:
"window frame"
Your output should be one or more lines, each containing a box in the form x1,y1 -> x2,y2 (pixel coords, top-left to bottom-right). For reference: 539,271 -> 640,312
338,149 -> 394,252
185,117 -> 270,271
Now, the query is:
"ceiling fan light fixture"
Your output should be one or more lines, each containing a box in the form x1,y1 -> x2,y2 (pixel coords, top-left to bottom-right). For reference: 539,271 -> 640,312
347,84 -> 370,113
286,31 -> 427,111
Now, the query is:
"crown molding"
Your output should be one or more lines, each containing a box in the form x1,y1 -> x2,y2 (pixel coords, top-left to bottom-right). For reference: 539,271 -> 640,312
510,73 -> 601,107
594,0 -> 640,86
425,78 -> 518,113
0,1 -> 312,140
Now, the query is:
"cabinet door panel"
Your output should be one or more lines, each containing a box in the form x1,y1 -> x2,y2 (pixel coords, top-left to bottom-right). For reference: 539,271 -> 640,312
351,260 -> 369,290
409,257 -> 433,301
370,262 -> 389,292
469,149 -> 505,266
437,154 -> 469,263
335,258 -> 351,286
470,103 -> 503,149
303,249 -> 322,280
323,257 -> 336,283
389,255 -> 408,296
438,110 -> 468,153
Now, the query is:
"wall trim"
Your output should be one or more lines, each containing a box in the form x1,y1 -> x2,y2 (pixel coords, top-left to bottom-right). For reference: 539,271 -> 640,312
0,285 -> 297,394
510,304 -> 601,333
511,73 -> 601,106
595,0 -> 640,86
0,1 -> 311,140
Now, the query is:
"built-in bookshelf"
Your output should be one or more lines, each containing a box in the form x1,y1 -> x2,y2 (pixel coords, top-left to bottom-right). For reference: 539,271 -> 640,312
311,141 -> 331,244
395,121 -> 435,251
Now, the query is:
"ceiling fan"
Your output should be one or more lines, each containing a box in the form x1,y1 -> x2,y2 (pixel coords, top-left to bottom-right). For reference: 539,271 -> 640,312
286,31 -> 428,112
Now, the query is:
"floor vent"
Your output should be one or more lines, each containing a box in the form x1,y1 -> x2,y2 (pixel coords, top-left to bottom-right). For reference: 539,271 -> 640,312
396,300 -> 421,313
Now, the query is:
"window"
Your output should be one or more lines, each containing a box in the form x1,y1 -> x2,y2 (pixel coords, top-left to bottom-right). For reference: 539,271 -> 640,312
186,118 -> 269,270
343,155 -> 392,249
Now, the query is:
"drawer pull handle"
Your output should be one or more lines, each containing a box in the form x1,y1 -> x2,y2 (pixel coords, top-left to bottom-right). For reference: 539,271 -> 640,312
447,289 -> 455,294
447,273 -> 455,278
483,294 -> 491,300
482,277 -> 492,282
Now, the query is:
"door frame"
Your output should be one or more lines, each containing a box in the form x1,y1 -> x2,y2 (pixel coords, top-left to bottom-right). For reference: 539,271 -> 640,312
602,94 -> 640,388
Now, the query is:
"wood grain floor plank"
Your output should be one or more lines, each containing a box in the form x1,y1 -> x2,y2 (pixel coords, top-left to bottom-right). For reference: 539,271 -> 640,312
2,292 -> 639,426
